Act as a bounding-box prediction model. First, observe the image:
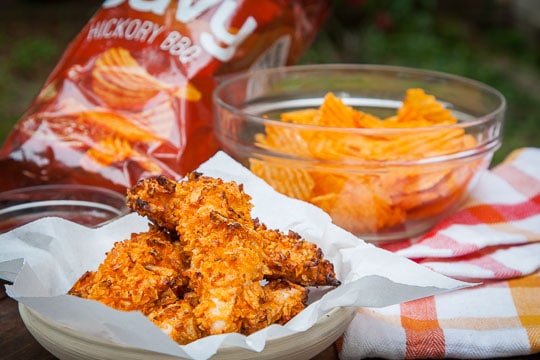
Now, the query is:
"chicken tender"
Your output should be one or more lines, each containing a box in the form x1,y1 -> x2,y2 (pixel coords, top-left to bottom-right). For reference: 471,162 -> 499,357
126,172 -> 253,233
68,225 -> 188,315
257,222 -> 341,287
184,213 -> 269,335
147,300 -> 201,345
242,279 -> 308,333
127,174 -> 340,287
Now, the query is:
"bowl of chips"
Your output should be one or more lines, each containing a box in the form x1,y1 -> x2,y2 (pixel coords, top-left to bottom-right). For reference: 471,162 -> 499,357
213,64 -> 506,242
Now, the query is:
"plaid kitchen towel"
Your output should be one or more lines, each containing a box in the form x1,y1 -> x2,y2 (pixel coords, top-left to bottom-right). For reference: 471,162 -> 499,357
339,147 -> 540,359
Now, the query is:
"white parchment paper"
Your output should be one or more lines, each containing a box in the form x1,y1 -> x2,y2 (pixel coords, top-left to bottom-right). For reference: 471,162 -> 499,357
0,151 -> 472,360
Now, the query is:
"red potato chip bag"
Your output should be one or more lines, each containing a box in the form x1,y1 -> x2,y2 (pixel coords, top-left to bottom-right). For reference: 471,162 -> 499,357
0,0 -> 330,193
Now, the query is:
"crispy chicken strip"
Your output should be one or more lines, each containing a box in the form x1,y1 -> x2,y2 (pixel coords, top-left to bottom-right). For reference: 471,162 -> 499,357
182,214 -> 311,336
126,173 -> 253,233
127,174 -> 340,287
240,279 -> 308,334
182,212 -> 270,335
68,225 -> 188,315
256,221 -> 341,287
147,300 -> 201,345
146,279 -> 307,344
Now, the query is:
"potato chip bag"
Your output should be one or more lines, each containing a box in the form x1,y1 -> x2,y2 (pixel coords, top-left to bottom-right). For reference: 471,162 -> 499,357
0,0 -> 330,193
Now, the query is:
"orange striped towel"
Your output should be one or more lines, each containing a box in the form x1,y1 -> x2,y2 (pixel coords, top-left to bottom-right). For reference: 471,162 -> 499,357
340,147 -> 540,359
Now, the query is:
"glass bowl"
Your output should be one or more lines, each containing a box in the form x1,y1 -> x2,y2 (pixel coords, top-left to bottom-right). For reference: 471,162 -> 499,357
213,64 -> 506,242
0,184 -> 130,233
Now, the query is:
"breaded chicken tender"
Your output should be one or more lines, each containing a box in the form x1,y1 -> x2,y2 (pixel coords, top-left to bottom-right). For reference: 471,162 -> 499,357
68,225 -> 187,315
70,173 -> 340,345
147,300 -> 201,345
183,214 -> 270,335
256,221 -> 341,287
126,172 -> 254,233
245,279 -> 308,332
127,173 -> 340,287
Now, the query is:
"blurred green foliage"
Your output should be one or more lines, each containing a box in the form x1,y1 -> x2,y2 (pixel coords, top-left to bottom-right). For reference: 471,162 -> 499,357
0,36 -> 62,137
9,37 -> 59,77
0,0 -> 98,139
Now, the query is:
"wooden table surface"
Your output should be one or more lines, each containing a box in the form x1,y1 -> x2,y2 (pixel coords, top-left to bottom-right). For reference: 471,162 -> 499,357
0,279 -> 337,360
1,280 -> 56,360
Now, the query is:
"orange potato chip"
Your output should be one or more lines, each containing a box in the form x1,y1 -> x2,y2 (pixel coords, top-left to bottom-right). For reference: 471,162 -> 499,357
256,125 -> 312,157
311,176 -> 405,234
406,181 -> 470,220
281,108 -> 320,125
250,158 -> 315,202
318,92 -> 361,128
394,88 -> 456,125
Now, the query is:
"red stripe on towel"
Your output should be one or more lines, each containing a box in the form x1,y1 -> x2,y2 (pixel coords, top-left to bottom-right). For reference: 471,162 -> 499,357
401,296 -> 445,359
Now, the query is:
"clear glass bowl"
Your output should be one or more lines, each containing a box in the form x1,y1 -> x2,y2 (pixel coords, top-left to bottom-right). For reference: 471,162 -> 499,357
0,184 -> 130,233
213,64 -> 506,242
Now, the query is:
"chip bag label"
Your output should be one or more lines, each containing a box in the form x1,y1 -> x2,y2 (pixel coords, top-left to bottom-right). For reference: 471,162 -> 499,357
87,18 -> 165,44
0,0 -> 329,193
